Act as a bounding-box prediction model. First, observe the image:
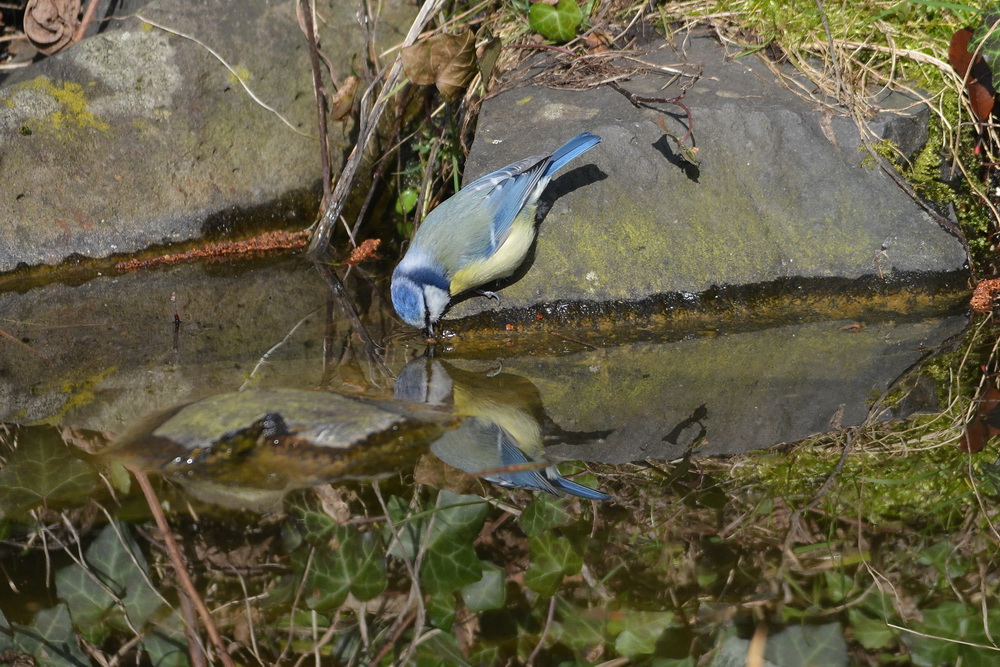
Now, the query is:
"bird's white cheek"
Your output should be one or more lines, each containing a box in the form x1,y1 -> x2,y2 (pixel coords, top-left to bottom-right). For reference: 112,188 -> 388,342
425,287 -> 452,321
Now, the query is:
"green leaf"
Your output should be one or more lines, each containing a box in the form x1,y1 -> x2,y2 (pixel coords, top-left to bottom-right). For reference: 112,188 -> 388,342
385,492 -> 487,594
143,610 -> 189,667
421,533 -> 484,593
528,0 -> 582,43
972,7 -> 1000,78
460,562 -> 506,612
823,571 -> 851,603
549,598 -> 605,651
412,631 -> 472,667
848,607 -> 896,650
611,610 -> 677,657
395,188 -> 419,216
0,428 -> 99,517
301,525 -> 387,612
766,623 -> 848,667
297,507 -> 338,545
524,533 -> 582,597
55,522 -> 162,640
10,603 -> 89,667
520,495 -> 572,537
427,591 -> 457,629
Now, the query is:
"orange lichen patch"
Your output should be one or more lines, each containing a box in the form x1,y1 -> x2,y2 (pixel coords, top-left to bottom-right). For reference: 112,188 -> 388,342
970,278 -> 1000,313
344,238 -> 381,267
115,229 -> 309,271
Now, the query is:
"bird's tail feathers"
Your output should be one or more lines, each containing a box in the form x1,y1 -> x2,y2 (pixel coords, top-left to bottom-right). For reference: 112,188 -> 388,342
551,472 -> 611,500
545,132 -> 601,176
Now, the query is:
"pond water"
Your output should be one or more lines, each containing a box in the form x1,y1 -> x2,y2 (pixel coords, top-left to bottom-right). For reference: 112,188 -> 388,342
0,255 -> 990,666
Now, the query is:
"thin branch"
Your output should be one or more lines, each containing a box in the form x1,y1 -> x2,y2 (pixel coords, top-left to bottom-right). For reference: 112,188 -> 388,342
129,468 -> 237,667
300,0 -> 332,208
306,0 -> 448,258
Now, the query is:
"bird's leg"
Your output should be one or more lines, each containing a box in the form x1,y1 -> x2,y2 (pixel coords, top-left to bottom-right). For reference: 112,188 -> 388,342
477,289 -> 502,306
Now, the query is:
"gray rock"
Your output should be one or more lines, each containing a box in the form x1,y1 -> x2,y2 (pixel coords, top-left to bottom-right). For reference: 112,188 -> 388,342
449,32 -> 967,320
0,0 -> 414,272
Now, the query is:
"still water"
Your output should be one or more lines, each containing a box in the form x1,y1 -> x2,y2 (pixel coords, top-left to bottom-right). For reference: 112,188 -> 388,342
0,255 -> 989,666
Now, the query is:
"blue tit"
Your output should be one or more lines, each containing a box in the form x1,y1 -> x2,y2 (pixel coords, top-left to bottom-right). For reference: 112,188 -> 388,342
391,132 -> 601,334
394,358 -> 609,500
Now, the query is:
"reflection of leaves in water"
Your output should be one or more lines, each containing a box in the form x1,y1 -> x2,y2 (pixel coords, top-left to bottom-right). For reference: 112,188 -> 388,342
54,522 -> 164,641
0,428 -> 98,516
903,600 -> 1000,666
714,623 -> 848,667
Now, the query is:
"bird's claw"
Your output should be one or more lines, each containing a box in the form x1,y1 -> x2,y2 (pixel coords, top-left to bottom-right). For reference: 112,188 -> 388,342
478,290 -> 501,306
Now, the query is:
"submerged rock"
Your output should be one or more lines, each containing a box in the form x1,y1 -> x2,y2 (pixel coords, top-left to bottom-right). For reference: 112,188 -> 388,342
105,387 -> 457,509
449,31 -> 968,322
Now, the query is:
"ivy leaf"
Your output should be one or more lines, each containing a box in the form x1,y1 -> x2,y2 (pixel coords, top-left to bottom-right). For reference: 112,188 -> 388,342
54,522 -> 162,642
529,0 -> 582,43
0,427 -> 99,517
301,525 -> 387,612
766,623 -> 848,667
460,562 -> 506,612
421,532 -> 484,593
847,608 -> 896,650
5,604 -> 89,667
611,610 -> 677,658
427,591 -> 457,629
972,7 -> 1000,78
520,495 -> 573,537
524,532 -> 581,597
549,598 -> 605,651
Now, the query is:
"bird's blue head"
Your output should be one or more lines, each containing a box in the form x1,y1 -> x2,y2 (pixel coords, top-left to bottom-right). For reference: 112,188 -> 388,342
391,259 -> 452,334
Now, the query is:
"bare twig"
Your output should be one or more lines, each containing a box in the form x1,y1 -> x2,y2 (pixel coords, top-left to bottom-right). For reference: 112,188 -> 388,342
299,0 -> 332,209
527,595 -> 557,665
129,468 -> 237,667
306,0 -> 448,258
73,0 -> 102,43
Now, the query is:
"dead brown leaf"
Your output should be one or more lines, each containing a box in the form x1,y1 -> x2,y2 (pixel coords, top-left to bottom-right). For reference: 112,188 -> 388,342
401,30 -> 477,102
330,75 -> 359,121
24,0 -> 81,55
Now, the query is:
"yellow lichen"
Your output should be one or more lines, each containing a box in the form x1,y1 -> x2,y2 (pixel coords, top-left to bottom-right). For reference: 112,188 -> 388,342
18,77 -> 110,135
229,65 -> 252,86
37,365 -> 119,424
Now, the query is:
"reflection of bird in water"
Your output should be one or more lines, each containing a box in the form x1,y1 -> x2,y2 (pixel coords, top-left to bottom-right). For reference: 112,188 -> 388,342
394,358 -> 609,500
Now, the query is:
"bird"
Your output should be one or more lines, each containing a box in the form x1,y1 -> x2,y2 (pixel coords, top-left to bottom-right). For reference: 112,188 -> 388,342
394,357 -> 610,500
391,132 -> 601,335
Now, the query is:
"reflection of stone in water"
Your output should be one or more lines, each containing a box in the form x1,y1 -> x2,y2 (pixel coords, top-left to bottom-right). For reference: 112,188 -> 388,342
104,388 -> 456,511
475,315 -> 970,464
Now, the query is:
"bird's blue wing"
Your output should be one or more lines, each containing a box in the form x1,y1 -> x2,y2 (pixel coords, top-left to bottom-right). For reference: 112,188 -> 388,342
464,155 -> 550,257
473,132 -> 602,257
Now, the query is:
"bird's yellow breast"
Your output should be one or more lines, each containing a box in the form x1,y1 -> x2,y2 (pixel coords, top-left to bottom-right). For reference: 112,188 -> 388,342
450,215 -> 536,295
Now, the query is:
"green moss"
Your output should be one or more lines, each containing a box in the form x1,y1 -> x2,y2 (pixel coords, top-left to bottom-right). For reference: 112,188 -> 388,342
36,366 -> 119,425
730,436 -> 980,528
